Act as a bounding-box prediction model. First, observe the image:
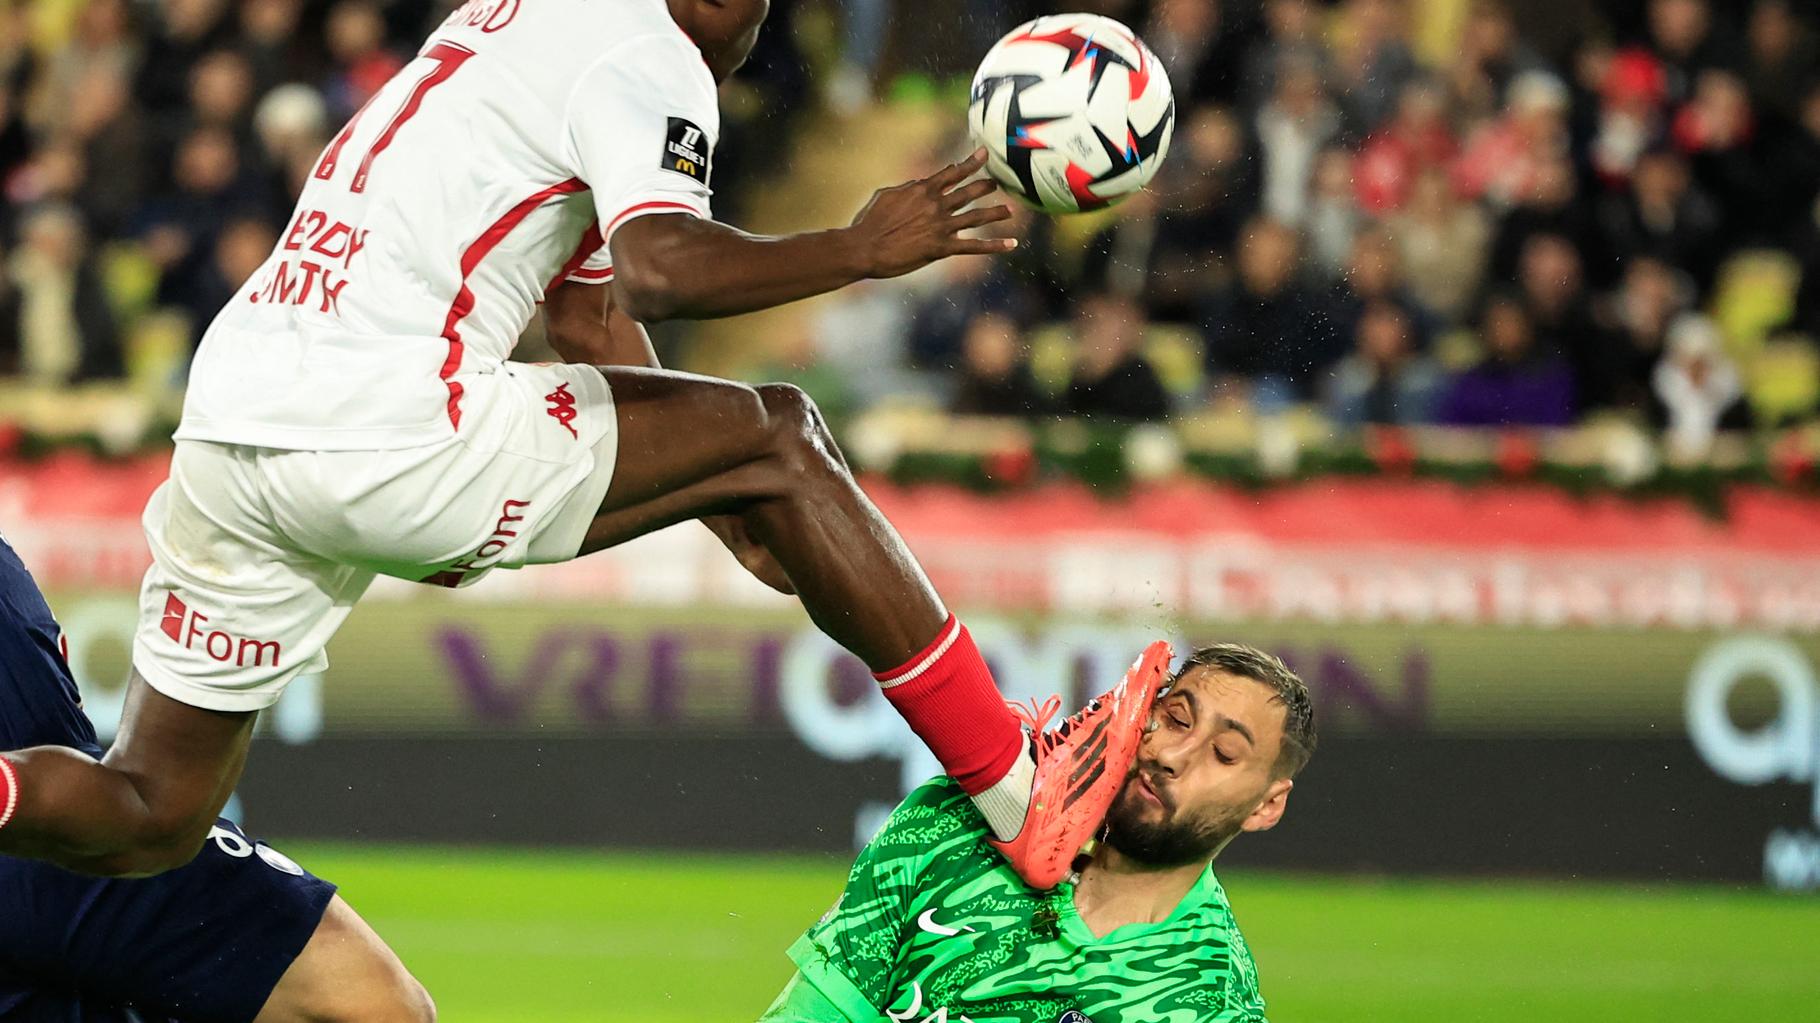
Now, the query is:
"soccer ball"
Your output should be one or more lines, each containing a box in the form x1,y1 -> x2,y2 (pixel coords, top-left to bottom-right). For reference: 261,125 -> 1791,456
968,14 -> 1175,214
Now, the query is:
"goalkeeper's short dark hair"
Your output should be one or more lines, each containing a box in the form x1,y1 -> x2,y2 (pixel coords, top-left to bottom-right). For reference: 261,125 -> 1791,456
1171,644 -> 1316,779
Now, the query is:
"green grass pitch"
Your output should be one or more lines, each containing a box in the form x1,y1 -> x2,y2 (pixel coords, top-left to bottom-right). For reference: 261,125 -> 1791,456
291,844 -> 1820,1022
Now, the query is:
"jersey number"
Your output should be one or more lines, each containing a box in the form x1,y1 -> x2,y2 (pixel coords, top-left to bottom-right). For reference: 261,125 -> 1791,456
313,41 -> 476,193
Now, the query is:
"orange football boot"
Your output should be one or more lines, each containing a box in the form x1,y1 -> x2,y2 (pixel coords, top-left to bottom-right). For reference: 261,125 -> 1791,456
991,640 -> 1172,889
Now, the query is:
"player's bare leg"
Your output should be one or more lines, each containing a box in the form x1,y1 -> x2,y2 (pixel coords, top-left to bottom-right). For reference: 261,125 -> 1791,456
256,895 -> 436,1023
579,367 -> 1161,887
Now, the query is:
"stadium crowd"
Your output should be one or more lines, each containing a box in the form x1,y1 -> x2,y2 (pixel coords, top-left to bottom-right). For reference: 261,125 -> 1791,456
1,0 -> 1818,458
817,0 -> 1820,455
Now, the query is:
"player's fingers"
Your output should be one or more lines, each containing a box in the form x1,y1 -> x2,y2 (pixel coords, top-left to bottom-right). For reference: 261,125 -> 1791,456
950,204 -> 1014,230
942,178 -> 999,211
946,236 -> 1020,256
930,148 -> 990,191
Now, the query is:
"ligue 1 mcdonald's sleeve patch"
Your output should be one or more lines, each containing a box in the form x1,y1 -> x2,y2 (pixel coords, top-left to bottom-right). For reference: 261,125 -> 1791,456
662,117 -> 712,183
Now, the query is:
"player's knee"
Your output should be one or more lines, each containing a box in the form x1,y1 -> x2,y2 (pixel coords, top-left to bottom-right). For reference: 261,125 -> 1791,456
376,973 -> 436,1023
306,981 -> 434,1023
755,383 -> 840,476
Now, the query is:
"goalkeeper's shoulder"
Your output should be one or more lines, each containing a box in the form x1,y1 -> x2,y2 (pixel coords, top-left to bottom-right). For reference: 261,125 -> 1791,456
756,971 -> 852,1023
871,775 -> 987,847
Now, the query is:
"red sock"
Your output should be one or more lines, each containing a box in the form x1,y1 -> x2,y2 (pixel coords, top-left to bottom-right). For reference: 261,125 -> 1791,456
876,615 -> 1025,795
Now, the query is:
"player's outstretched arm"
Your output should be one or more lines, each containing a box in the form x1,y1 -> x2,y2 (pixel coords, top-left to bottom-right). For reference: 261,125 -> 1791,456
0,673 -> 254,877
609,150 -> 1015,324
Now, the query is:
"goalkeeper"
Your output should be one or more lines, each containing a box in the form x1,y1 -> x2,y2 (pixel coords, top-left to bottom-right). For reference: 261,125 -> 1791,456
761,642 -> 1316,1023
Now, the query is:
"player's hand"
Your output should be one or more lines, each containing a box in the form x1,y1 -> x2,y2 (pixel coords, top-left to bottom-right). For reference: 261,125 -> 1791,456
700,514 -> 795,595
847,149 -> 1018,279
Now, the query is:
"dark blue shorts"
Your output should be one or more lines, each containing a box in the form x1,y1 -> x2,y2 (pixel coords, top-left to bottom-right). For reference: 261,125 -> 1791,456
0,818 -> 337,1023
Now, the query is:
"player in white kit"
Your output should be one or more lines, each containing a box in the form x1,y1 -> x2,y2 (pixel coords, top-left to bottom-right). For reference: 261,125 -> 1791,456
0,0 -> 1168,989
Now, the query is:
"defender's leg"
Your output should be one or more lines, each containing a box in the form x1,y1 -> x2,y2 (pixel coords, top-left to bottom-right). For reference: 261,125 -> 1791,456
256,896 -> 436,1023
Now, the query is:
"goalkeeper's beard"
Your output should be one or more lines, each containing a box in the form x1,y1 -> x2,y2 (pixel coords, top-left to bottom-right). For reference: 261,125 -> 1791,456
1102,772 -> 1250,868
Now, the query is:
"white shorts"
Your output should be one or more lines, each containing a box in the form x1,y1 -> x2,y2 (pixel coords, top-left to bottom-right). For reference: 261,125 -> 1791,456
132,363 -> 618,712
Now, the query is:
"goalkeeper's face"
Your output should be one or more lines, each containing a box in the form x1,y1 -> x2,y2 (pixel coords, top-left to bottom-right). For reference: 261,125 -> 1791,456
1103,669 -> 1296,868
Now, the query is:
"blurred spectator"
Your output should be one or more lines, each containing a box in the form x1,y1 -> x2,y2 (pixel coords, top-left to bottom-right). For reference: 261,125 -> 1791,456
952,314 -> 1051,417
1329,0 -> 1419,134
254,84 -> 331,203
1354,77 -> 1457,215
143,126 -> 272,306
1744,0 -> 1814,124
1241,0 -> 1330,108
1516,233 -> 1600,365
1144,0 -> 1247,107
323,1 -> 405,119
1389,167 -> 1489,322
241,0 -> 311,95
1255,55 -> 1340,226
0,205 -> 122,384
1595,147 -> 1722,292
908,205 -> 1063,369
1326,301 -> 1444,425
1586,255 -> 1691,412
1447,0 -> 1549,120
6,141 -> 87,217
1588,46 -> 1669,186
190,51 -> 259,137
165,216 -> 277,342
1671,70 -> 1758,238
1201,216 -> 1334,400
1454,70 -> 1573,208
1653,313 -> 1751,456
64,67 -> 147,238
1305,146 -> 1363,280
1083,108 -> 1254,322
1326,228 -> 1437,355
1065,293 -> 1170,422
136,0 -> 231,123
1437,292 -> 1576,426
1645,0 -> 1743,105
1486,155 -> 1599,286
1763,82 -> 1820,248
45,0 -> 138,123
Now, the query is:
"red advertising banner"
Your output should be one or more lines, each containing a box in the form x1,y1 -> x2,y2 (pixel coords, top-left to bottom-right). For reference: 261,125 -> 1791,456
7,453 -> 1820,629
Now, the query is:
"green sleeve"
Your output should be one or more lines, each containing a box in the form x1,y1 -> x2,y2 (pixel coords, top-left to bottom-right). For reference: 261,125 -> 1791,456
1211,919 -> 1269,1022
756,970 -> 856,1023
786,777 -> 981,1018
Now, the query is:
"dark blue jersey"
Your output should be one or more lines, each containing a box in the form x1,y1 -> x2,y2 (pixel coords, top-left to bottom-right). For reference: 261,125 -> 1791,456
0,532 -> 102,759
0,533 -> 337,1022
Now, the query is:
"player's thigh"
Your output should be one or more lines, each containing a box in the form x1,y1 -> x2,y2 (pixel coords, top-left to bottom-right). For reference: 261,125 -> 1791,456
578,367 -> 818,553
255,895 -> 434,1023
597,365 -> 790,505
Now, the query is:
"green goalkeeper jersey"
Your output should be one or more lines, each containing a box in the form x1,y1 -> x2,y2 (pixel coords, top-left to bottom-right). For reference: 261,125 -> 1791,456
778,777 -> 1268,1023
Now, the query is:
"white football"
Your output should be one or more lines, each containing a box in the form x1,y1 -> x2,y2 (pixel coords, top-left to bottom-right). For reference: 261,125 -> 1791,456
968,14 -> 1176,214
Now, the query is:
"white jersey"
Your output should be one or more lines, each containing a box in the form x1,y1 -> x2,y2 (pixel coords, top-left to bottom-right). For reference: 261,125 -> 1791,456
176,0 -> 718,450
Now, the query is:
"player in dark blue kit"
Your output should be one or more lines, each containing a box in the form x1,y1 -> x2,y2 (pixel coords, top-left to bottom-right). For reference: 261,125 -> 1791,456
0,534 -> 434,1022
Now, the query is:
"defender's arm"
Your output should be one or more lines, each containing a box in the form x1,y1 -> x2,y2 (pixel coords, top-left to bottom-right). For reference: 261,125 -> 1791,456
0,675 -> 254,877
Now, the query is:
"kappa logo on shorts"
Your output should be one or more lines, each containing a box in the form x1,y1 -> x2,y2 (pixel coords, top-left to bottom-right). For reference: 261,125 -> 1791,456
662,117 -> 712,183
160,593 -> 283,668
545,382 -> 579,439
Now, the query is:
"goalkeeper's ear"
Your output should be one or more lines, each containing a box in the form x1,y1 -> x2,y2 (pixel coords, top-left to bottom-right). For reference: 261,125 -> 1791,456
1240,778 -> 1292,835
